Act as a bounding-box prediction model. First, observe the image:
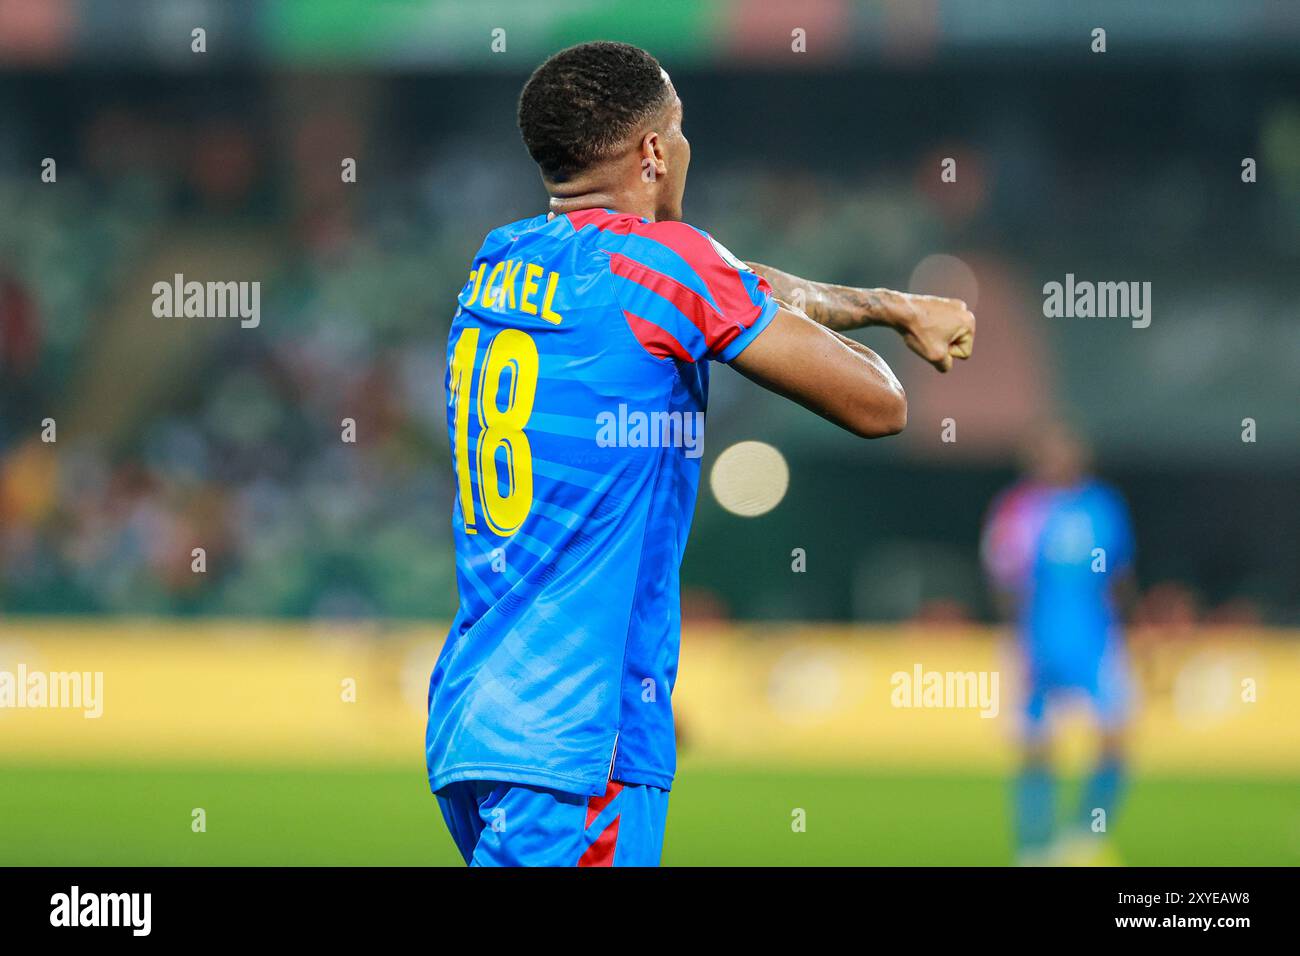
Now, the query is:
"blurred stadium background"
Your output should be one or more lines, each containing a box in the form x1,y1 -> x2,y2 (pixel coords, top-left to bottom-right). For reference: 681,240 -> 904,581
1,0 -> 1298,865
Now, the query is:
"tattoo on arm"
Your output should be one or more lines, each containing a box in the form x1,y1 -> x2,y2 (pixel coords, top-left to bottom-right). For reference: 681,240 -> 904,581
746,261 -> 907,333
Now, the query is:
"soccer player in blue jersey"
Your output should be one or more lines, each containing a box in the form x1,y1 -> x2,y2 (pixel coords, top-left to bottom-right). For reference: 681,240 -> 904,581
982,423 -> 1137,865
427,40 -> 976,866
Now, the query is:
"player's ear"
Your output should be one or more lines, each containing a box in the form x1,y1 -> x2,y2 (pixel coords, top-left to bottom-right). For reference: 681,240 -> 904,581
640,130 -> 667,183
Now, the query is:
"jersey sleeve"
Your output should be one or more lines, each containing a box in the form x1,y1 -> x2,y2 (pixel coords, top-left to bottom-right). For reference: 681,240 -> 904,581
606,221 -> 779,363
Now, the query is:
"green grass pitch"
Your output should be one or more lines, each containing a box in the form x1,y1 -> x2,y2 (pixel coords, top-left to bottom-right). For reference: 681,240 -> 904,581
2,761 -> 1295,866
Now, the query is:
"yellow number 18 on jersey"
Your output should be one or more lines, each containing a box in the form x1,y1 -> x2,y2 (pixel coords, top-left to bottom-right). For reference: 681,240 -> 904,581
449,327 -> 539,536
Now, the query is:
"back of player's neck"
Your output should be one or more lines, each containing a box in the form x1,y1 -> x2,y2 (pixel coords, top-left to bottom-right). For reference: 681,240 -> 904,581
547,190 -> 653,222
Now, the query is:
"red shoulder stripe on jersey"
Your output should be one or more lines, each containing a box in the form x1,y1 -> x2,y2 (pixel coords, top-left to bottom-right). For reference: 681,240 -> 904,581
622,311 -> 693,362
634,220 -> 765,320
609,252 -> 725,346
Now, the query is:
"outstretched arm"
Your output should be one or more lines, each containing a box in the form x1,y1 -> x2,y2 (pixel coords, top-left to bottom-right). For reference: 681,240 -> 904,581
730,305 -> 906,439
746,261 -> 975,373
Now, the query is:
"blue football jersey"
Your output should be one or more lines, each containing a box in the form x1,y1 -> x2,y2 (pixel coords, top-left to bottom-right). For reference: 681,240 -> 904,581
426,208 -> 778,796
982,479 -> 1135,679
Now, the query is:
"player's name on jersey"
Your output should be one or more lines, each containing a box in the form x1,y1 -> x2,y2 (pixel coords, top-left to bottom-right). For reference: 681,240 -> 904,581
151,273 -> 261,328
464,258 -> 563,323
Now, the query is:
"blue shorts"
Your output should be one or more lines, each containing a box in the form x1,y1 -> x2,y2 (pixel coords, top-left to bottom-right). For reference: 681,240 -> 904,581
1023,640 -> 1133,740
435,779 -> 669,867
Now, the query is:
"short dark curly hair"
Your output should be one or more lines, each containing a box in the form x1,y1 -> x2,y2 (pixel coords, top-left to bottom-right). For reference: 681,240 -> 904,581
518,41 -> 671,182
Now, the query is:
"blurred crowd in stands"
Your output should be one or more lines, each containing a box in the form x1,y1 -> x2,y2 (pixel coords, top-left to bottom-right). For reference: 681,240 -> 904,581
1,77 -> 1295,625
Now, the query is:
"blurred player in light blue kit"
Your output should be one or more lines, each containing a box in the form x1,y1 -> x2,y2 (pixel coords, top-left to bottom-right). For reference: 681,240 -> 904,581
981,422 -> 1137,865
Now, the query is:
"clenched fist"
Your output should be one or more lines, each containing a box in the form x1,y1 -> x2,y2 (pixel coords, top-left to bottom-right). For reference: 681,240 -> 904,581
899,294 -> 975,373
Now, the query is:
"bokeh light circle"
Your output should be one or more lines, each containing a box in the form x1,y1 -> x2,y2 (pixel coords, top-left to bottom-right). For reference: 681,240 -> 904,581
709,441 -> 789,517
908,253 -> 979,310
